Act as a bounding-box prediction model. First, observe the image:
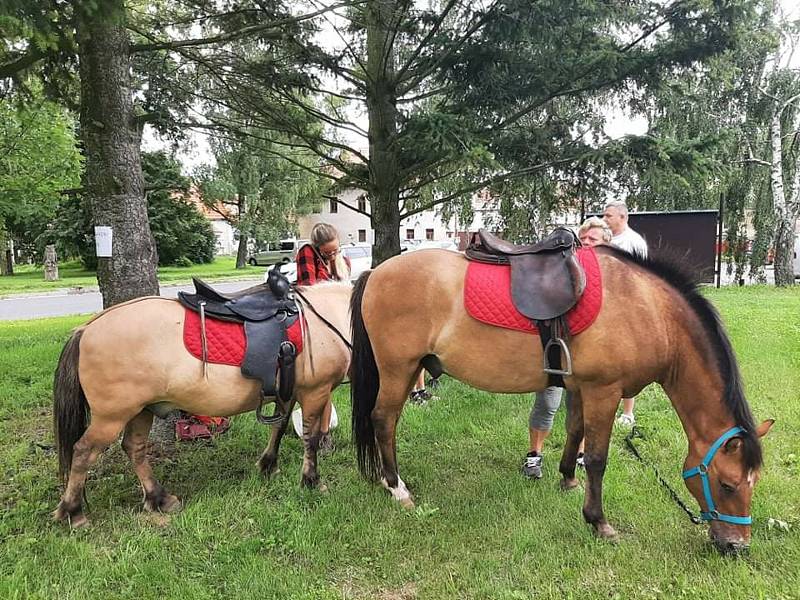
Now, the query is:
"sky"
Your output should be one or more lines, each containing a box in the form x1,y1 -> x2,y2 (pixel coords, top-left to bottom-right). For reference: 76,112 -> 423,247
144,0 -> 800,173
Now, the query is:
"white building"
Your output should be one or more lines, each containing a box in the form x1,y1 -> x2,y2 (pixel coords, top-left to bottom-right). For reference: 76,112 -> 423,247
297,187 -> 457,244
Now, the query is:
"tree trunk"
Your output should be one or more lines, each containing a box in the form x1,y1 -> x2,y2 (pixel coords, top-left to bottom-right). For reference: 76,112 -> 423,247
769,108 -> 799,286
77,1 -> 159,308
44,244 -> 59,281
366,0 -> 402,266
235,193 -> 248,268
0,226 -> 10,276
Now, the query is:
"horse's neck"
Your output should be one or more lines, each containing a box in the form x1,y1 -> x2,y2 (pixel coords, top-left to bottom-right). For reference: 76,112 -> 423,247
663,322 -> 735,455
301,283 -> 352,336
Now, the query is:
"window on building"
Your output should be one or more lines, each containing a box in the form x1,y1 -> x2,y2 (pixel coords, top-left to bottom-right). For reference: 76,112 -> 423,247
406,229 -> 415,240
358,196 -> 367,213
426,228 -> 434,240
329,198 -> 338,213
358,229 -> 366,242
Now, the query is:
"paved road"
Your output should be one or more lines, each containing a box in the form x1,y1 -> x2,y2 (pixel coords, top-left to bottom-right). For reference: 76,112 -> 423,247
0,279 -> 264,321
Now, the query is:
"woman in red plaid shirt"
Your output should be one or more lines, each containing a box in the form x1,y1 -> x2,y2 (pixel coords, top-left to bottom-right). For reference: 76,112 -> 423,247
294,223 -> 350,452
296,223 -> 351,286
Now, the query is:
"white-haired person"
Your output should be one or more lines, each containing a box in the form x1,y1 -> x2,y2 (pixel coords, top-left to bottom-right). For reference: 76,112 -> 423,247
523,217 -> 610,478
602,200 -> 647,426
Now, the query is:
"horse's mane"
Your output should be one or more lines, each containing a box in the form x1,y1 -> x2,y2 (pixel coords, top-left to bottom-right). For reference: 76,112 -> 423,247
599,245 -> 763,470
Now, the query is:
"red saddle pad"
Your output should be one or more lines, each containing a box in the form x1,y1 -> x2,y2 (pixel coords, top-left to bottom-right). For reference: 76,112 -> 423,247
464,246 -> 603,335
183,309 -> 304,365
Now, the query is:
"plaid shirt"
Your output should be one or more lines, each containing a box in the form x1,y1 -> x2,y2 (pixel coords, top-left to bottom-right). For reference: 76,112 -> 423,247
296,244 -> 350,285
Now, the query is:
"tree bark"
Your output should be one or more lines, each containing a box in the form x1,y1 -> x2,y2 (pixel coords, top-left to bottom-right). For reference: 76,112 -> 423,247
235,193 -> 248,268
366,0 -> 402,266
77,1 -> 159,307
44,245 -> 59,281
769,108 -> 800,286
0,226 -> 10,276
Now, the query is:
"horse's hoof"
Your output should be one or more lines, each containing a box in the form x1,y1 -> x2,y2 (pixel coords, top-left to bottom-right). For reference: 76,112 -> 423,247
594,523 -> 619,542
257,457 -> 279,478
69,513 -> 89,529
53,502 -> 86,527
318,483 -> 329,494
560,477 -> 580,491
145,492 -> 182,514
399,497 -> 415,510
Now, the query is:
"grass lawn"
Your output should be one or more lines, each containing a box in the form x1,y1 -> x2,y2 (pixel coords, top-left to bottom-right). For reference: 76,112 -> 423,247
0,257 -> 265,298
0,287 -> 798,599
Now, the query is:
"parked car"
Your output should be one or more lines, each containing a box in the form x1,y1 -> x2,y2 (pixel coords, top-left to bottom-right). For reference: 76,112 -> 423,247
248,239 -> 309,266
342,243 -> 372,280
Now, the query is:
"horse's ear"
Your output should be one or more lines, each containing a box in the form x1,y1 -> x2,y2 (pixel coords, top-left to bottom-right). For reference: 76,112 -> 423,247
756,419 -> 775,438
723,437 -> 743,453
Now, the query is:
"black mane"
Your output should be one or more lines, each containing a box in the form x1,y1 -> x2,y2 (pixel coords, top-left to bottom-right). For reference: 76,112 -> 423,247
600,245 -> 763,470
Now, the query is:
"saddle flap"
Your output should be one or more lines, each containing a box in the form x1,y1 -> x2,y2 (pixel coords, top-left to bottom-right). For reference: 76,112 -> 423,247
241,316 -> 299,398
509,253 -> 585,321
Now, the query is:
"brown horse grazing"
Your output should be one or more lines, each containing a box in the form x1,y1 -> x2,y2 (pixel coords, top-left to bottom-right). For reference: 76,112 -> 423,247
52,281 -> 352,527
350,246 -> 774,554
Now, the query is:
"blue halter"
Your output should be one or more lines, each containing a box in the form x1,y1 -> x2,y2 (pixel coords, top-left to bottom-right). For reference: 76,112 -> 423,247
682,426 -> 751,526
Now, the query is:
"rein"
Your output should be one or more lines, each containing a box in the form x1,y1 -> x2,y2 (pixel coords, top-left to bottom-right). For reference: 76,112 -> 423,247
624,425 -> 752,526
292,286 -> 353,351
624,426 -> 703,525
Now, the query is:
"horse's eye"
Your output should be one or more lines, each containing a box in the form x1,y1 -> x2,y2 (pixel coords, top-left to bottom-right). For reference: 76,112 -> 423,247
720,482 -> 736,493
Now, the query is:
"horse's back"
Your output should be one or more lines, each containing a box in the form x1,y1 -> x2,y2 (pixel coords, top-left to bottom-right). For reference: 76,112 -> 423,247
78,297 -> 262,416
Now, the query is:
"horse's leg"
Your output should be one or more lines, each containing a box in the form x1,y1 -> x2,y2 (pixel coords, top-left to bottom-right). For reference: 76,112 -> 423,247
579,384 -> 622,540
558,390 -> 584,491
256,410 -> 291,478
53,419 -> 124,527
374,372 -> 416,509
297,388 -> 331,490
121,410 -> 182,514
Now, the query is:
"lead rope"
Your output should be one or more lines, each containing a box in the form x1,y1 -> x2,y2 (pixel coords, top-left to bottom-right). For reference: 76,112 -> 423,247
624,426 -> 703,525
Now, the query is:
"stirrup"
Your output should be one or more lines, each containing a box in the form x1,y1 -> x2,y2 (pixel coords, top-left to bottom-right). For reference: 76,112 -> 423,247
543,336 -> 573,376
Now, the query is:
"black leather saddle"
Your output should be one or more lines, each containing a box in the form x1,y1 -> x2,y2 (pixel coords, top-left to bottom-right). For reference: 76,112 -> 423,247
178,267 -> 299,422
465,228 -> 586,321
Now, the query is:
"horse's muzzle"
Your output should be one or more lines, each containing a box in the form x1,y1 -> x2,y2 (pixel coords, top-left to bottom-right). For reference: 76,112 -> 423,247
709,528 -> 750,556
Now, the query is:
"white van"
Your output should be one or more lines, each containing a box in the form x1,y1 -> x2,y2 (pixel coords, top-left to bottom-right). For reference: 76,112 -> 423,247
794,235 -> 800,278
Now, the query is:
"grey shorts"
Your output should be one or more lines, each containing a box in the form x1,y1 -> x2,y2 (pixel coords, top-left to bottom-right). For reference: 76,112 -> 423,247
529,386 -> 571,431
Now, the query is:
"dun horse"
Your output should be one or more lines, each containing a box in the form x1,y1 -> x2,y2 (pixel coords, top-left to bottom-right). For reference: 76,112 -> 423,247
350,245 -> 773,553
52,281 -> 352,527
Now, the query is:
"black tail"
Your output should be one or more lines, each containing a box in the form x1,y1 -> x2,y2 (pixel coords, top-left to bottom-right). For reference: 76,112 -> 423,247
350,270 -> 381,480
53,329 -> 89,481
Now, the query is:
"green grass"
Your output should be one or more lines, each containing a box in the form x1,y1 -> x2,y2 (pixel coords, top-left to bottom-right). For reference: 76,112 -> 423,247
0,257 -> 265,297
1,288 -> 799,599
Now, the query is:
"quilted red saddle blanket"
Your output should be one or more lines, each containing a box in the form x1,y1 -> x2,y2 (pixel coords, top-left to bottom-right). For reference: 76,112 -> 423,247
183,309 -> 304,366
464,246 -> 603,335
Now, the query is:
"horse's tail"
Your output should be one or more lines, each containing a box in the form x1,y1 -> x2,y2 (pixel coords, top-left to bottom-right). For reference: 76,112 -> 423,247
53,328 -> 89,481
350,270 -> 381,480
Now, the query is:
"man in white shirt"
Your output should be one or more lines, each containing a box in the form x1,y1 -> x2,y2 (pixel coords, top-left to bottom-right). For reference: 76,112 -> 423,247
603,200 -> 648,258
602,200 -> 648,426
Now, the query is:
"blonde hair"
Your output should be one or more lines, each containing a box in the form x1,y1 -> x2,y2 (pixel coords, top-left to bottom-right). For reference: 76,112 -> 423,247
578,216 -> 612,242
311,222 -> 350,281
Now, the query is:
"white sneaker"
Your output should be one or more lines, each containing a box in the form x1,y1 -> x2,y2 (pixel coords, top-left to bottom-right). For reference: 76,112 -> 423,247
522,453 -> 543,479
616,413 -> 635,427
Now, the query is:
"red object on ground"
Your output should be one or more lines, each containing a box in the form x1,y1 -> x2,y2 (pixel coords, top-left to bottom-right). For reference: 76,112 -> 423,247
179,309 -> 305,441
463,246 -> 603,335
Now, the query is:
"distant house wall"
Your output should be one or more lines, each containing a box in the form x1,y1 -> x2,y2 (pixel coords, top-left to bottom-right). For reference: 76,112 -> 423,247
298,188 -> 455,243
